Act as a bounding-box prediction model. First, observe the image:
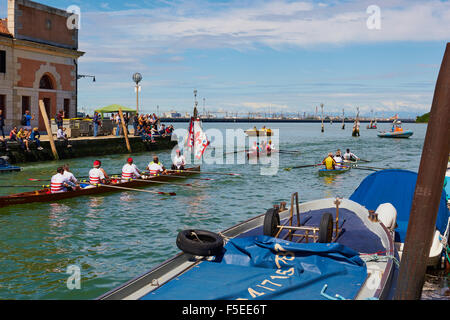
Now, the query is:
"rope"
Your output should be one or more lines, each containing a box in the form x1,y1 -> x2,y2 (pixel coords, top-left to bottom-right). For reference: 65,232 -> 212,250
190,231 -> 203,243
360,254 -> 400,268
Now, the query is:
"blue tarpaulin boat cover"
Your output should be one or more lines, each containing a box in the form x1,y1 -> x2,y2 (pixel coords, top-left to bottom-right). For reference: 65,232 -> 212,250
350,170 -> 450,243
142,236 -> 367,300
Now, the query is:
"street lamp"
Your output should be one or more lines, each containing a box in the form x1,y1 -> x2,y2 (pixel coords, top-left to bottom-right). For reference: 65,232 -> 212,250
133,73 -> 143,113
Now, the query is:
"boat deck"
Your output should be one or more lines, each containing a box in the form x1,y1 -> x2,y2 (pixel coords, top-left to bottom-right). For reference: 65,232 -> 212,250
238,207 -> 386,254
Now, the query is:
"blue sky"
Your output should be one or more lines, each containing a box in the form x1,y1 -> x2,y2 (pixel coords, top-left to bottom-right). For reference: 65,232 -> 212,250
1,0 -> 449,117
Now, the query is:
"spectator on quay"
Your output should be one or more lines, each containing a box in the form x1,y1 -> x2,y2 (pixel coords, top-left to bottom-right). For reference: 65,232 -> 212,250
57,127 -> 72,148
158,124 -> 166,136
165,125 -> 174,135
22,110 -> 35,130
115,113 -> 121,136
133,113 -> 139,136
0,109 -> 5,138
123,113 -> 130,134
17,128 -> 30,151
29,127 -> 44,151
0,136 -> 8,151
93,112 -> 101,137
9,126 -> 18,141
55,110 -> 65,129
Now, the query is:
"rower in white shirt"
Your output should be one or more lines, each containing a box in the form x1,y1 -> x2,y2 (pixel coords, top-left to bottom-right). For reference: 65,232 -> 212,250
171,149 -> 186,170
334,149 -> 344,166
147,155 -> 166,175
121,157 -> 142,182
88,160 -> 108,187
51,167 -> 76,194
62,164 -> 78,185
343,149 -> 360,162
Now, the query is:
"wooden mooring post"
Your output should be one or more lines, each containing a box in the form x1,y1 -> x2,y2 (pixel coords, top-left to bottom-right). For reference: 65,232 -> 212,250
118,108 -> 132,153
394,43 -> 450,300
39,99 -> 59,160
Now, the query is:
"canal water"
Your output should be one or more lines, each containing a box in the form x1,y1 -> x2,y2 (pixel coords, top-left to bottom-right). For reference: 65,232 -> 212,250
0,122 -> 448,299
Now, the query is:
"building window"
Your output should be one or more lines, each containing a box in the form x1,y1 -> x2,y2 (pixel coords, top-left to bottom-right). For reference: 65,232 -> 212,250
64,99 -> 70,118
0,51 -> 6,73
0,95 -> 5,118
39,74 -> 54,89
22,96 -> 31,115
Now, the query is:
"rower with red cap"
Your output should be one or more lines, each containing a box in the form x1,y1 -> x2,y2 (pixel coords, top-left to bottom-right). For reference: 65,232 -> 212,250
89,160 -> 109,186
121,157 -> 142,182
171,149 -> 186,170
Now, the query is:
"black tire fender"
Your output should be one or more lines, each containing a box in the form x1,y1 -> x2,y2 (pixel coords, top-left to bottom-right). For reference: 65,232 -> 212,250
176,229 -> 224,256
263,208 -> 280,237
318,213 -> 334,243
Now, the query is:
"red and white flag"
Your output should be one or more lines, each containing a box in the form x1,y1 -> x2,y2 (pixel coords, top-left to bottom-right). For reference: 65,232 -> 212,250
187,117 -> 209,159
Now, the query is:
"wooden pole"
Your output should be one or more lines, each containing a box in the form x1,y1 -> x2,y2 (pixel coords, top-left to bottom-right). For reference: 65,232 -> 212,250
321,104 -> 324,133
39,100 -> 59,160
394,43 -> 450,300
118,108 -> 131,153
136,84 -> 139,114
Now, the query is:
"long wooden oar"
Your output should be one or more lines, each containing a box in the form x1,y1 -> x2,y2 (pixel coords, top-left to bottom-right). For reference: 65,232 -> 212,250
167,170 -> 241,176
351,167 -> 378,172
0,185 -> 49,188
89,183 -> 176,196
114,177 -> 197,188
353,165 -> 394,170
284,164 -> 321,171
140,172 -> 215,181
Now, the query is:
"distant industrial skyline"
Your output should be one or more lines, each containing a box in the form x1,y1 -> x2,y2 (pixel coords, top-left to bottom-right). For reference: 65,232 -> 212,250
2,0 -> 448,118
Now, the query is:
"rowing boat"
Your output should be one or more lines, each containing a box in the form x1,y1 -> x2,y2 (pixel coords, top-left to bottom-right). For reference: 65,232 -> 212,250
0,166 -> 201,207
318,165 -> 351,176
378,130 -> 413,139
0,157 -> 21,173
99,194 -> 397,300
246,149 -> 278,160
245,128 -> 273,137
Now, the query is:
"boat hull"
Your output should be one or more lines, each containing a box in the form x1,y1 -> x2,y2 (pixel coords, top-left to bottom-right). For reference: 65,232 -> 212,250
245,130 -> 273,137
246,150 -> 278,159
318,166 -> 351,176
378,131 -> 413,138
0,166 -> 201,207
0,166 -> 21,173
99,198 -> 397,301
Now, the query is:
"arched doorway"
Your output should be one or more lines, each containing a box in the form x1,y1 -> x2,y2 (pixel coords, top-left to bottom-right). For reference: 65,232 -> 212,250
38,73 -> 57,131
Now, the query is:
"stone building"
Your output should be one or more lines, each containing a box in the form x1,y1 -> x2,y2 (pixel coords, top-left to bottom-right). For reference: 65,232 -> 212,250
0,0 -> 84,131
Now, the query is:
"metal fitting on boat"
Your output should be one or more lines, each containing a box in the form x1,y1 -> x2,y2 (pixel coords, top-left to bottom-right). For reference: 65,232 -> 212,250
369,210 -> 379,222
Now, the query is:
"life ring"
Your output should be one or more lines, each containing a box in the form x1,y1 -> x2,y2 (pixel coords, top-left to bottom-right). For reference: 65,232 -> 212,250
263,208 -> 280,237
176,229 -> 224,256
318,213 -> 334,243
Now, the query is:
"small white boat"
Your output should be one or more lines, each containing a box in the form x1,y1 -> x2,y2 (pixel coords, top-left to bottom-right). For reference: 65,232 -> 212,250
245,127 -> 273,136
99,195 -> 398,300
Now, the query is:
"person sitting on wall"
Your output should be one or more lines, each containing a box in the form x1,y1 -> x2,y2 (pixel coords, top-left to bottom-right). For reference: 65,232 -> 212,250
9,127 -> 18,141
0,136 -> 8,151
158,124 -> 166,136
28,127 -> 44,151
17,128 -> 30,151
57,127 -> 72,148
